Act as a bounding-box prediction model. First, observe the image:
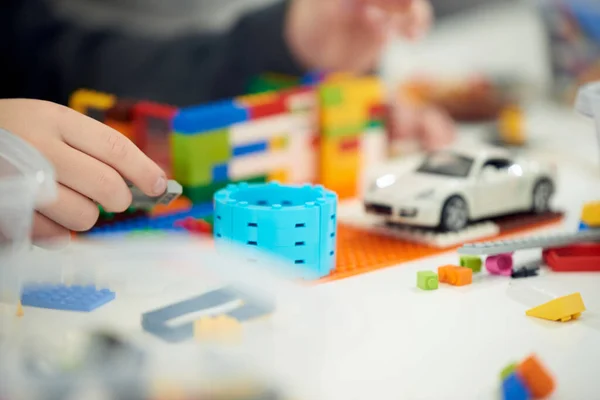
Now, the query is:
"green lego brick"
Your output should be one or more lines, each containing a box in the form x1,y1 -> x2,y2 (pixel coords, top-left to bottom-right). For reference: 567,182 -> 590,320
183,175 -> 268,204
171,130 -> 231,187
320,86 -> 344,107
460,255 -> 483,273
417,271 -> 439,290
366,119 -> 385,129
246,74 -> 299,94
322,123 -> 366,139
500,362 -> 518,381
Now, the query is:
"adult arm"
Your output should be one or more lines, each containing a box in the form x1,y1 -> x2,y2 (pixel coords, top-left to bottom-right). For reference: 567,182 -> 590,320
0,0 -> 305,106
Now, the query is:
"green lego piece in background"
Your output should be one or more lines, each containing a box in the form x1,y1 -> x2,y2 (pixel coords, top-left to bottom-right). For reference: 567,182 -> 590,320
246,73 -> 300,95
322,123 -> 366,139
460,255 -> 483,273
320,86 -> 344,107
171,129 -> 231,187
500,362 -> 518,381
183,175 -> 268,204
417,271 -> 439,290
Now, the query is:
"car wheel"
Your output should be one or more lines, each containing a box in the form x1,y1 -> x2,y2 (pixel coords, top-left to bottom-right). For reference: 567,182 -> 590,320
440,196 -> 469,232
532,179 -> 553,213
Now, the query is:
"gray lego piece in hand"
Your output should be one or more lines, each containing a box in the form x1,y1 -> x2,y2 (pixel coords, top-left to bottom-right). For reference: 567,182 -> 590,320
128,179 -> 182,209
457,229 -> 600,255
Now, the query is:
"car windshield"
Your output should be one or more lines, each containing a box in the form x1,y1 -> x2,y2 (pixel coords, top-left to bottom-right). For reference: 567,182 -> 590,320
416,152 -> 474,177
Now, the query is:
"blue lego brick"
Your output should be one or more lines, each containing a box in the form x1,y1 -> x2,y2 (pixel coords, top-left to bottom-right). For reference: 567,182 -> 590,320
21,284 -> 115,312
173,100 -> 249,134
502,373 -> 531,400
570,0 -> 600,42
213,182 -> 338,279
232,141 -> 268,157
301,71 -> 326,85
579,221 -> 589,231
212,163 -> 229,182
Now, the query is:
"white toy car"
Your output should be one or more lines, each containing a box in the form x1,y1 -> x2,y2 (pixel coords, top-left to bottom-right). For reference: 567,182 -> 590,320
364,148 -> 557,231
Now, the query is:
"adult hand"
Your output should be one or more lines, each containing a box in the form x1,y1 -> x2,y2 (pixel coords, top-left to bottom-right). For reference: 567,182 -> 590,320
285,0 -> 432,73
0,99 -> 167,245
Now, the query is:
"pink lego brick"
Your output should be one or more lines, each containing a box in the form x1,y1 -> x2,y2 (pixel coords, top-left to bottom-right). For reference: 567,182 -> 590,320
485,253 -> 514,276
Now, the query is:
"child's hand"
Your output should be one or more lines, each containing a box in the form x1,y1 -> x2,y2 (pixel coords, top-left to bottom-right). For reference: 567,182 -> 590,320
286,0 -> 432,72
0,99 -> 167,244
390,100 -> 456,151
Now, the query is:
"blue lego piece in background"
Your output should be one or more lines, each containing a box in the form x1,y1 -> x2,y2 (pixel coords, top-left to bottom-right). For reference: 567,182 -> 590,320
232,141 -> 268,157
579,221 -> 589,231
87,202 -> 213,236
502,373 -> 531,400
301,71 -> 326,85
173,100 -> 249,134
570,0 -> 600,42
212,164 -> 229,182
21,284 -> 115,312
213,182 -> 338,279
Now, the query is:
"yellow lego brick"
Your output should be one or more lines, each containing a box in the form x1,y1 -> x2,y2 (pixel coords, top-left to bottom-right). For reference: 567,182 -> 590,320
236,92 -> 280,107
69,89 -> 116,115
581,201 -> 600,227
269,135 -> 288,150
526,292 -> 586,322
321,104 -> 367,128
499,105 -> 526,146
194,315 -> 242,343
16,302 -> 24,317
268,169 -> 288,183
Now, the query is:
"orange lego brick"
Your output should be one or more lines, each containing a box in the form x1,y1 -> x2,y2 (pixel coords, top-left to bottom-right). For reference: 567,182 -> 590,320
150,197 -> 192,217
517,354 -> 556,398
437,265 -> 472,286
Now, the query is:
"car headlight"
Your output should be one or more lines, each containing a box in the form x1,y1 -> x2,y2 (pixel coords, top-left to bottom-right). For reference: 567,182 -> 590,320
415,189 -> 435,199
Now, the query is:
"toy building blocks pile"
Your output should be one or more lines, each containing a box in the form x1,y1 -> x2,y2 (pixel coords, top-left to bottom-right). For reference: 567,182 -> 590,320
500,354 -> 556,400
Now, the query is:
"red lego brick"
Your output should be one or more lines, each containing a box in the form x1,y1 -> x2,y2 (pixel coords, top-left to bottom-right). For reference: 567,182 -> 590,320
132,101 -> 177,151
543,243 -> 600,272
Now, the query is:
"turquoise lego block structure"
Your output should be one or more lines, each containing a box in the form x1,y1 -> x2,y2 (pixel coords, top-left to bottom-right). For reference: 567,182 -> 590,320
21,284 -> 115,312
213,182 -> 338,279
502,373 -> 531,400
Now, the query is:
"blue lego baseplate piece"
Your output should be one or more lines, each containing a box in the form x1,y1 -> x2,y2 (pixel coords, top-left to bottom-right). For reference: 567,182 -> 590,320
87,202 -> 213,237
213,182 -> 338,279
502,373 -> 531,400
21,284 -> 116,312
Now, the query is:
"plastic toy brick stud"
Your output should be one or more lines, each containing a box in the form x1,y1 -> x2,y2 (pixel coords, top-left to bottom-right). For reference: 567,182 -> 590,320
525,292 -> 585,322
438,265 -> 472,286
459,255 -> 482,273
193,315 -> 242,344
581,201 -> 600,227
417,271 -> 438,290
21,284 -> 115,312
502,373 -> 531,400
486,253 -> 514,276
516,355 -> 555,398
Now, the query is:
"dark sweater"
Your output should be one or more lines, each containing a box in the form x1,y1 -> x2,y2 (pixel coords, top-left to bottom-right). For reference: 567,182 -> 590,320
0,0 -> 305,107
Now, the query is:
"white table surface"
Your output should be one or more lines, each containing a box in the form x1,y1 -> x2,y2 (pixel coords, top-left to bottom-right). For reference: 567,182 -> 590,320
3,3 -> 600,399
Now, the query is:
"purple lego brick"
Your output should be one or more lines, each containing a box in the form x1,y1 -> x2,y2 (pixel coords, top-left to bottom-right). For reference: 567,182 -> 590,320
21,284 -> 116,312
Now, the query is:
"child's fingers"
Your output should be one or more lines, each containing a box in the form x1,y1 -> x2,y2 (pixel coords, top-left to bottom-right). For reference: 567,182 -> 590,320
47,142 -> 132,213
392,0 -> 432,39
419,107 -> 456,150
37,184 -> 100,232
31,212 -> 71,247
57,106 -> 167,197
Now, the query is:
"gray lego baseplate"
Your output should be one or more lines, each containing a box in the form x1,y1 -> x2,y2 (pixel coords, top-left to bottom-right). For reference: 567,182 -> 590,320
141,286 -> 275,342
457,229 -> 600,255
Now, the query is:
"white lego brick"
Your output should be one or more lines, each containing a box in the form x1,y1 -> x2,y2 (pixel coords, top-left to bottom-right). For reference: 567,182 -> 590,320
286,91 -> 318,112
229,151 -> 289,180
362,128 -> 387,166
229,114 -> 312,146
287,128 -> 317,183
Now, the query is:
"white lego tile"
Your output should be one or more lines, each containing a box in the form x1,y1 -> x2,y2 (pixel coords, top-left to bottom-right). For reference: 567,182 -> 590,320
229,151 -> 290,180
229,114 -> 312,145
286,91 -> 318,112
